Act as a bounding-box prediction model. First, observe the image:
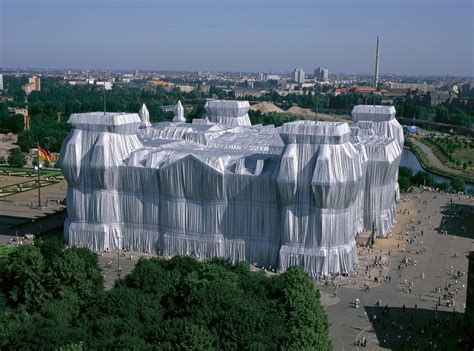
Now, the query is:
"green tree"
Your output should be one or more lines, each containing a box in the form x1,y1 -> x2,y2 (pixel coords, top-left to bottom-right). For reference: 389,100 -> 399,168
398,177 -> 411,192
157,318 -> 217,350
450,177 -> 465,193
208,86 -> 227,99
417,106 -> 429,120
399,166 -> 413,179
437,182 -> 449,192
7,148 -> 27,168
0,103 -> 24,133
412,171 -> 435,187
17,130 -> 37,152
279,266 -> 332,350
0,239 -> 332,350
185,104 -> 205,122
2,245 -> 49,311
48,247 -> 103,300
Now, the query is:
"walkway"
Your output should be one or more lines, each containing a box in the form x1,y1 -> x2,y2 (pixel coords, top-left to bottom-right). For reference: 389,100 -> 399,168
322,189 -> 473,350
411,138 -> 465,178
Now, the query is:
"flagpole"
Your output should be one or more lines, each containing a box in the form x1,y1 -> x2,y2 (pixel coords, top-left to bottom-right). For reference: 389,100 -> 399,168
37,141 -> 41,208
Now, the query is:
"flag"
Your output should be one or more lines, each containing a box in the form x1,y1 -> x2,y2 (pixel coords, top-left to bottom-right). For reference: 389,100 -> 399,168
38,145 -> 53,161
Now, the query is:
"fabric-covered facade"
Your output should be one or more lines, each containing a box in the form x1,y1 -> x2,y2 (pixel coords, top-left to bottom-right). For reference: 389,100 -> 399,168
59,101 -> 403,275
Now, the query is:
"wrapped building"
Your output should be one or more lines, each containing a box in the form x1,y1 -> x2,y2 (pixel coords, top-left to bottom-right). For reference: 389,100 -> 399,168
59,101 -> 403,275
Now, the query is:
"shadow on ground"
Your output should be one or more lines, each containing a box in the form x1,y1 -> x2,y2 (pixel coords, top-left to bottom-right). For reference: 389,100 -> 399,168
363,306 -> 467,350
0,211 -> 66,236
437,202 -> 474,240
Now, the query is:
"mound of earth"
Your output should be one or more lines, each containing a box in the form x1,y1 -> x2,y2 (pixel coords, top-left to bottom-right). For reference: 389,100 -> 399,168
0,133 -> 18,158
286,106 -> 316,117
250,102 -> 284,114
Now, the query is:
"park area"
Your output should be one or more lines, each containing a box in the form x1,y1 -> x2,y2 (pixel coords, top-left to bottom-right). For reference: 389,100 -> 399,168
0,168 -> 66,235
413,134 -> 474,182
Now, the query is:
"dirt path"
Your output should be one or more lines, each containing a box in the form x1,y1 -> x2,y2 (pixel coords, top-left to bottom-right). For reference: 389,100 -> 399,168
411,138 -> 465,177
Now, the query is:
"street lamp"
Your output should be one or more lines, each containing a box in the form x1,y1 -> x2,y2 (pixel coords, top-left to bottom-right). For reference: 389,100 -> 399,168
34,162 -> 42,208
117,234 -> 124,277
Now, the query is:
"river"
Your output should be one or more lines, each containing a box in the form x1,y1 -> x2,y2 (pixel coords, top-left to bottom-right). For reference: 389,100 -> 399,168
400,148 -> 473,192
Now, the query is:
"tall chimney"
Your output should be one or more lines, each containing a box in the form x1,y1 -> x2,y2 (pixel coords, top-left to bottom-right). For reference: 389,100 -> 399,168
374,36 -> 380,90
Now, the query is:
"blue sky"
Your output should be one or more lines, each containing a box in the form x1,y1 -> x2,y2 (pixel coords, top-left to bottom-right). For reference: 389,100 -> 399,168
1,0 -> 472,76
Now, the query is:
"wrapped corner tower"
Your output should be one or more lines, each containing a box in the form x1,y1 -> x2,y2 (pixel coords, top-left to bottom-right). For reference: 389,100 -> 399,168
351,105 -> 404,236
277,121 -> 364,275
205,100 -> 251,126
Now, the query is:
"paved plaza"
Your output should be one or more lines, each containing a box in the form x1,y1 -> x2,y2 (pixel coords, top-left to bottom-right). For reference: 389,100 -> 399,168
0,174 -> 66,233
322,188 -> 473,350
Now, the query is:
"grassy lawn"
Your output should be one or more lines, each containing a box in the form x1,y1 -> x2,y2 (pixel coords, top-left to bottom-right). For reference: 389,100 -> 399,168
405,138 -> 474,184
418,136 -> 474,177
452,148 -> 474,165
0,178 -> 62,198
0,166 -> 62,177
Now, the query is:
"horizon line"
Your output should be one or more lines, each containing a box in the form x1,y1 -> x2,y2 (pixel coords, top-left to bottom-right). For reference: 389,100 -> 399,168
0,67 -> 473,79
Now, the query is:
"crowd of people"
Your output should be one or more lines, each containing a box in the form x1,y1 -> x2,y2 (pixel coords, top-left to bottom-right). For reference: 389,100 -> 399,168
352,188 -> 471,349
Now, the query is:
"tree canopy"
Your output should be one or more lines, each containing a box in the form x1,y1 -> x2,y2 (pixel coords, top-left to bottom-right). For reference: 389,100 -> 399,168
398,166 -> 450,192
7,148 -> 27,168
0,239 -> 332,350
450,177 -> 465,193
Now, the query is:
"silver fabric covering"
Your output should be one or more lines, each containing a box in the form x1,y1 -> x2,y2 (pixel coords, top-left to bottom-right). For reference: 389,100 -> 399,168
351,105 -> 404,236
172,101 -> 186,122
139,104 -> 151,129
205,100 -> 251,126
59,102 -> 403,276
352,105 -> 404,146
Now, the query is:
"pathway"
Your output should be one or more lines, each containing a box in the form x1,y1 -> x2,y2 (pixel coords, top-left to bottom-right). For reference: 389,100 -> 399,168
411,138 -> 465,178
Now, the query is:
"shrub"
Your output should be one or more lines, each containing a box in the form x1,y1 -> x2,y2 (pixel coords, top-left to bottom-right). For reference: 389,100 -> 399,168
7,148 -> 27,168
450,177 -> 465,193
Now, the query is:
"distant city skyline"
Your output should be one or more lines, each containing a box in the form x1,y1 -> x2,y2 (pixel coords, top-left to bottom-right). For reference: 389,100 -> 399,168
1,0 -> 473,77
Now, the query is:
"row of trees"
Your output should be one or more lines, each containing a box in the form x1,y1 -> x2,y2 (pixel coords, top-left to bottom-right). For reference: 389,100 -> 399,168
433,105 -> 473,127
245,89 -> 473,128
249,110 -> 300,126
0,239 -> 332,350
421,136 -> 473,171
0,104 -> 24,134
394,93 -> 473,128
398,167 -> 465,193
0,76 -> 201,153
